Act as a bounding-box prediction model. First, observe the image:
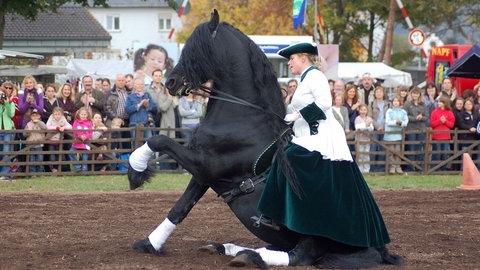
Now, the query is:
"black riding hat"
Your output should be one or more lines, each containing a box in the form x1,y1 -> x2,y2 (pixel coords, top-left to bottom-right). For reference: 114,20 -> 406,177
278,42 -> 318,59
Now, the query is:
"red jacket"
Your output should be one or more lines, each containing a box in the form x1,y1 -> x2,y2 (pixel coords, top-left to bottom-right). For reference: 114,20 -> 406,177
430,108 -> 455,140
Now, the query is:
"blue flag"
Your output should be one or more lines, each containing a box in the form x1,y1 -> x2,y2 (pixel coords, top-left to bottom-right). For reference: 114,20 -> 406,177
293,0 -> 306,30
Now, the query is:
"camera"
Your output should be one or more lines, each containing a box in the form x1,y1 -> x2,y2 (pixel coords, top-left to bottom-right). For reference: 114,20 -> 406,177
0,92 -> 7,100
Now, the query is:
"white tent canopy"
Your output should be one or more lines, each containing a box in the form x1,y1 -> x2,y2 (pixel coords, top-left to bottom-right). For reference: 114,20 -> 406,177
66,59 -> 133,80
338,62 -> 412,88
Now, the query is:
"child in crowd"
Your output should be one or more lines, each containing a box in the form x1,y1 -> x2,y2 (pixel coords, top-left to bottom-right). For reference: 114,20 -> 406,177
403,87 -> 429,172
109,117 -> 123,170
46,107 -> 72,174
384,96 -> 408,174
430,96 -> 455,171
92,112 -> 108,171
69,107 -> 93,172
23,109 -> 47,174
354,104 -> 374,173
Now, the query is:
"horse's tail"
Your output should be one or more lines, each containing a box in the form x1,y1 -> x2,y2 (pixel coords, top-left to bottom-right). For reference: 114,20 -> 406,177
275,128 -> 304,199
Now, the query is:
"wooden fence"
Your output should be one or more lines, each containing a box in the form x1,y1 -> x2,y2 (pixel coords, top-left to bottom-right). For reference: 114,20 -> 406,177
0,126 -> 479,179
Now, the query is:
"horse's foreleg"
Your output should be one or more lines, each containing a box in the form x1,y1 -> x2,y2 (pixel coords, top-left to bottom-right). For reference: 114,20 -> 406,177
128,135 -> 199,189
133,178 -> 209,255
147,135 -> 202,175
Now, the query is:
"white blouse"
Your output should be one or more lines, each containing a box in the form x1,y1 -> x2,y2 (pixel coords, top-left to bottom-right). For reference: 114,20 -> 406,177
288,67 -> 353,162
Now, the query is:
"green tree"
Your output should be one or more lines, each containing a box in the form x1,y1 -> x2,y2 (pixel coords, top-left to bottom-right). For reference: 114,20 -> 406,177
176,0 -> 302,43
401,0 -> 480,44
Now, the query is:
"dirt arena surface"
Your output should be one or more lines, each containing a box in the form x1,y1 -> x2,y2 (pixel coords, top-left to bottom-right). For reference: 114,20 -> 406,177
1,188 -> 479,270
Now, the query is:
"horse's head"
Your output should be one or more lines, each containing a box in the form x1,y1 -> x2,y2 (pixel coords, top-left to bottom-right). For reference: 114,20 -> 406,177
165,9 -> 285,117
165,10 -> 221,97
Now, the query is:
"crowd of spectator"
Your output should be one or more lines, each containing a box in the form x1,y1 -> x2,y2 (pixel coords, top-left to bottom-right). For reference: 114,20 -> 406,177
320,73 -> 480,174
0,71 -> 209,180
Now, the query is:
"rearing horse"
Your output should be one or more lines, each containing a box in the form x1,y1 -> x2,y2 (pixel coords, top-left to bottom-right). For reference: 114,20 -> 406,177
128,10 -> 402,268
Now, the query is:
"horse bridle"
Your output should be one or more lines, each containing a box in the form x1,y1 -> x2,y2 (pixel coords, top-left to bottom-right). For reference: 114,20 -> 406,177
177,77 -> 285,121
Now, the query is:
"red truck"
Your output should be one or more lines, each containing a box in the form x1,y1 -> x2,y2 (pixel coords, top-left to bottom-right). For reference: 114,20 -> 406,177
426,44 -> 479,96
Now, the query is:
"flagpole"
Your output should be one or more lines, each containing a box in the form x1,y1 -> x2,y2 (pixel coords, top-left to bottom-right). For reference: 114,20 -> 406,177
314,0 -> 319,44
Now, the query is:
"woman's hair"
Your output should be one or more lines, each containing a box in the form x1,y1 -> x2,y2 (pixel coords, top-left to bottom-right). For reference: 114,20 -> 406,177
342,84 -> 359,104
22,75 -> 37,89
58,83 -> 75,102
374,85 -> 387,100
45,83 -> 57,95
301,53 -> 320,67
407,86 -> 425,105
463,98 -> 474,112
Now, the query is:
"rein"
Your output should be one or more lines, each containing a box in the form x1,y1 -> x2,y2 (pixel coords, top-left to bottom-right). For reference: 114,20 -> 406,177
188,84 -> 285,122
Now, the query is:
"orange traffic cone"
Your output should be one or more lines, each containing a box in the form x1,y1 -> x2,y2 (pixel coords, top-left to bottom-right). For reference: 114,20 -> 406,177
458,153 -> 480,190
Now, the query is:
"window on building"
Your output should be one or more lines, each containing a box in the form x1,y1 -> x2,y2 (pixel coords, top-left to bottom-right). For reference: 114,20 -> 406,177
158,14 -> 172,31
106,15 -> 120,31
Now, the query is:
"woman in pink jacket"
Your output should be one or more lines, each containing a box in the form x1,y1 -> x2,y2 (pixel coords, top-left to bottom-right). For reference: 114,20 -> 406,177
430,96 -> 455,171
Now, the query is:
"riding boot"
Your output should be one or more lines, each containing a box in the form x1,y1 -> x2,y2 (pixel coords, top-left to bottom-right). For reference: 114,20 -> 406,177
288,237 -> 327,266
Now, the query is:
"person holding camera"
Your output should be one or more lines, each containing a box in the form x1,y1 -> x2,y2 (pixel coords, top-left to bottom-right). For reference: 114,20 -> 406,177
0,86 -> 16,180
125,77 -> 157,142
178,92 -> 204,141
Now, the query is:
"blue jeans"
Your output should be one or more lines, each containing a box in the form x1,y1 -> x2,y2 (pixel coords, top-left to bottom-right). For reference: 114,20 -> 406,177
0,132 -> 12,174
432,142 -> 451,171
69,148 -> 90,171
370,133 -> 385,173
28,147 -> 44,173
405,133 -> 425,172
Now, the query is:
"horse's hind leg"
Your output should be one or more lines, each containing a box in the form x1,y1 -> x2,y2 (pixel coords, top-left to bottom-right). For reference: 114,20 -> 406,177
133,178 -> 209,254
228,236 -> 326,267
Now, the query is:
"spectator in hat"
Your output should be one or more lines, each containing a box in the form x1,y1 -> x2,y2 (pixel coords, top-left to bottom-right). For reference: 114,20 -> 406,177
23,108 -> 47,174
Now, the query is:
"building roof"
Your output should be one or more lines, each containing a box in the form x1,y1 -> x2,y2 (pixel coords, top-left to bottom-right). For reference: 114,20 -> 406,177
4,4 -> 111,41
87,0 -> 170,8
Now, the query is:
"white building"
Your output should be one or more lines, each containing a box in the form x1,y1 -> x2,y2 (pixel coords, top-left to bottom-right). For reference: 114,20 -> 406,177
87,0 -> 184,60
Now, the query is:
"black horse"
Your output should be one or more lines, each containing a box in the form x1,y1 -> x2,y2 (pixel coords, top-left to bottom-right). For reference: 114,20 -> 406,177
128,10 -> 402,268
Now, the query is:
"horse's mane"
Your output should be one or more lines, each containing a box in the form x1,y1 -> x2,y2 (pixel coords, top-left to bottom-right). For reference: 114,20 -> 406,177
180,21 -> 285,118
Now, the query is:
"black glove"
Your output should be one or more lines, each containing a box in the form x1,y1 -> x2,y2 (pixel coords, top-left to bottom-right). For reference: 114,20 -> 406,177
300,102 -> 325,135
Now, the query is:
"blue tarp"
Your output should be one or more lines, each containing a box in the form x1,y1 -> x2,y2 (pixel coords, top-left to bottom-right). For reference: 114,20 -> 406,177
446,44 -> 480,78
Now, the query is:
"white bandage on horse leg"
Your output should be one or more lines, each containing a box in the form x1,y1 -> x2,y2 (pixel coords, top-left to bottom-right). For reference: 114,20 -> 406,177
255,247 -> 289,266
129,143 -> 154,171
148,218 -> 176,250
223,243 -> 254,256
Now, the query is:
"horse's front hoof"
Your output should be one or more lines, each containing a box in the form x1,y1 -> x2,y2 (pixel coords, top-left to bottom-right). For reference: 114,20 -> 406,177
132,238 -> 164,256
229,250 -> 267,269
197,243 -> 225,255
127,165 -> 155,190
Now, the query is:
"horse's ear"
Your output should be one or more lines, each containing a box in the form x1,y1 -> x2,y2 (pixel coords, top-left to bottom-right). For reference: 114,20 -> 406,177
209,9 -> 219,37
